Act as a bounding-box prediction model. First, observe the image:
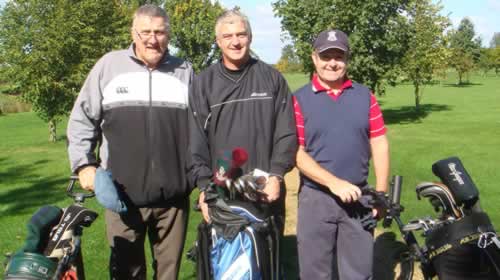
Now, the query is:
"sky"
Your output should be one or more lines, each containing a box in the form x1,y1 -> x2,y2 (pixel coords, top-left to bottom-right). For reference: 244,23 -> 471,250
1,0 -> 499,64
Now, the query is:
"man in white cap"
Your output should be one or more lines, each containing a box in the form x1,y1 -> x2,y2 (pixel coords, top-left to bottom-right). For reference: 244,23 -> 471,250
293,29 -> 390,279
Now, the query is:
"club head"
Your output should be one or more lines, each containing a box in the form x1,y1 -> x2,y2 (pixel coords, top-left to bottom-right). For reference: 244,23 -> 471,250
416,182 -> 463,219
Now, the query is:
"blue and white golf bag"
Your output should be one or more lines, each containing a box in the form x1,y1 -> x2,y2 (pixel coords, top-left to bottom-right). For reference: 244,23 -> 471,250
193,187 -> 280,280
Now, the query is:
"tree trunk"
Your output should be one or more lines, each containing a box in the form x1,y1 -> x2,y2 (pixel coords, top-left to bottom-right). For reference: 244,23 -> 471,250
458,71 -> 463,85
414,82 -> 421,112
48,119 -> 57,142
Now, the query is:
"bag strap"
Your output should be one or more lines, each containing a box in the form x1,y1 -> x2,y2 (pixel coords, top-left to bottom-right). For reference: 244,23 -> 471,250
425,212 -> 495,259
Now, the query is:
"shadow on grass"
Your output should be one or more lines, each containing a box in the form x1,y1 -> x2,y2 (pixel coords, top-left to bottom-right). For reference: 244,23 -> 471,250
282,234 -> 298,279
373,232 -> 413,280
443,82 -> 483,88
383,104 -> 452,125
0,157 -> 68,217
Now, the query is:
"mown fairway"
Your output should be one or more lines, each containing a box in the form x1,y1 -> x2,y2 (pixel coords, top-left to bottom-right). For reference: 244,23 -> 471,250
1,72 -> 499,278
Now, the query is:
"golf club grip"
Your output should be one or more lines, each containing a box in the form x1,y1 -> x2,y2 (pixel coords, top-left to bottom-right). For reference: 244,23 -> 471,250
391,175 -> 402,206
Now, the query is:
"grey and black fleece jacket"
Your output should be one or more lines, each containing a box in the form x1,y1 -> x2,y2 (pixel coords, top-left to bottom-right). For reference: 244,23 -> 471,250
187,58 -> 297,188
67,45 -> 194,207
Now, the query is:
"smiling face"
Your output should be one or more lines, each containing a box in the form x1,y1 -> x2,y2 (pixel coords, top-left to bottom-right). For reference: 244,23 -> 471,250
132,15 -> 169,69
216,18 -> 252,70
312,48 -> 349,89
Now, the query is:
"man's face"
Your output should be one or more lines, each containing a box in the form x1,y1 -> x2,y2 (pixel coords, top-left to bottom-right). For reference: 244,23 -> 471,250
216,19 -> 251,70
132,16 -> 169,69
312,48 -> 348,87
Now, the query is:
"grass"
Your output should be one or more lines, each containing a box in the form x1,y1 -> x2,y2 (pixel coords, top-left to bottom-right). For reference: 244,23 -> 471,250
1,71 -> 499,279
284,72 -> 500,225
0,114 -> 201,278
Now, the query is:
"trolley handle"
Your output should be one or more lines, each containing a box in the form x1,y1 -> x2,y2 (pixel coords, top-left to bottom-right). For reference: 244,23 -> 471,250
390,175 -> 403,206
381,175 -> 404,228
67,174 -> 95,203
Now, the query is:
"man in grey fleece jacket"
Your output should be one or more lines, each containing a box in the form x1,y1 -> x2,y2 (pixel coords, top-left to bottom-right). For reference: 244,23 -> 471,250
66,5 -> 193,280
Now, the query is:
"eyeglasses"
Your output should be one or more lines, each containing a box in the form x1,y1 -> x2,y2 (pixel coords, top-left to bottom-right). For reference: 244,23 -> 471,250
134,28 -> 167,41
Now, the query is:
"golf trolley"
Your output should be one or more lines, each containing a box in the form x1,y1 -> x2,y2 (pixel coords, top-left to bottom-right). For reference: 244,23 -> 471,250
4,176 -> 98,280
366,157 -> 500,280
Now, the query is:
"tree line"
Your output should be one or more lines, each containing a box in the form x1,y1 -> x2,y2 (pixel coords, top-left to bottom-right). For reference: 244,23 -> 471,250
274,0 -> 500,111
0,0 -> 499,141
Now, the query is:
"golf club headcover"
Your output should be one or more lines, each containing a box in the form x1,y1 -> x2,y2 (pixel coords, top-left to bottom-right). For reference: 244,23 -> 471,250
431,157 -> 479,208
213,148 -> 248,186
43,205 -> 98,259
22,205 -> 63,253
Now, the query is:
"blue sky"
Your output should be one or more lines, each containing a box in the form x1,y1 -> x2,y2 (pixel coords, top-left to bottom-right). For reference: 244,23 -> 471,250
1,0 -> 499,64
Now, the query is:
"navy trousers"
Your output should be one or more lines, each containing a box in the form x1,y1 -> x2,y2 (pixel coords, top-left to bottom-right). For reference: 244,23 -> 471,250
297,186 -> 374,280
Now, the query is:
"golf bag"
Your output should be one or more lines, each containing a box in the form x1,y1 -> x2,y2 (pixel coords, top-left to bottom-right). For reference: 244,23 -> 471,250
417,157 -> 500,279
192,187 -> 281,280
4,204 -> 98,280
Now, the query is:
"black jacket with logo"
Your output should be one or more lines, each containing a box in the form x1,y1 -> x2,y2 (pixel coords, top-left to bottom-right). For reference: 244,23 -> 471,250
188,58 -> 297,187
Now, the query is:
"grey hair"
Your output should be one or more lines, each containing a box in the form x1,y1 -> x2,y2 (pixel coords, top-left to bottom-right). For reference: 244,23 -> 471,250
215,9 -> 252,40
133,4 -> 170,33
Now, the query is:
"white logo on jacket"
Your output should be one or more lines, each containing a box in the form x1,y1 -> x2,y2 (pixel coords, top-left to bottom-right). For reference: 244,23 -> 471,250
250,92 -> 268,97
103,72 -> 188,107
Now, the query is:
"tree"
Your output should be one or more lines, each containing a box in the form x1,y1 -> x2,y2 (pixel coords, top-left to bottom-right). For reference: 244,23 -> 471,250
477,48 -> 495,76
400,0 -> 449,111
273,0 -> 410,95
0,0 -> 131,141
164,0 -> 224,73
275,44 -> 302,73
492,47 -> 500,75
448,17 -> 482,84
490,32 -> 500,48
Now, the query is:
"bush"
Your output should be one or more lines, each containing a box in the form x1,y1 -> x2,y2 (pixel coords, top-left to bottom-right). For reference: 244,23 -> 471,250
0,94 -> 31,115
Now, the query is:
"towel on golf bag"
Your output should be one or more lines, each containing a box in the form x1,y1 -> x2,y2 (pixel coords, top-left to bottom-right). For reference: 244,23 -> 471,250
21,205 -> 63,253
43,205 -> 98,259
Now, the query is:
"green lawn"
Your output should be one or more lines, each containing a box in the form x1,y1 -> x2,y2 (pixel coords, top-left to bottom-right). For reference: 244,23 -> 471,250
1,72 -> 499,278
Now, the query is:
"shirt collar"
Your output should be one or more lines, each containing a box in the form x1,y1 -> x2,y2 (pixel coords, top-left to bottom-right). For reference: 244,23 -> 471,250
311,74 -> 352,96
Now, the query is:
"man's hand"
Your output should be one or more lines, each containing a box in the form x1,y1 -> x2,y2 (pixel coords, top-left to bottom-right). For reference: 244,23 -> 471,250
327,179 -> 362,203
78,166 -> 97,191
198,191 -> 210,223
260,176 -> 281,203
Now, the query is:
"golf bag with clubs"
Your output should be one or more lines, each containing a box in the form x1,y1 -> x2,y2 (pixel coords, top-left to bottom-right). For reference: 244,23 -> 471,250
190,176 -> 281,280
415,156 -> 500,279
4,177 -> 98,280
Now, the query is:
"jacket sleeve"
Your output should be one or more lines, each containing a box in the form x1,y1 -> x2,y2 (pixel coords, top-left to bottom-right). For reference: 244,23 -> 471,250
187,76 -> 213,189
67,59 -> 104,173
269,73 -> 298,177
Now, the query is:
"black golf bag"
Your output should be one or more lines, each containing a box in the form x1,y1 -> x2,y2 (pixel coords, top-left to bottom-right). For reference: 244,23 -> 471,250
4,204 -> 98,280
417,157 -> 500,279
191,186 -> 281,280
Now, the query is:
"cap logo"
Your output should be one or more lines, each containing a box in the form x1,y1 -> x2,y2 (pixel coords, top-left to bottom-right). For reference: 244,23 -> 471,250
327,31 -> 337,42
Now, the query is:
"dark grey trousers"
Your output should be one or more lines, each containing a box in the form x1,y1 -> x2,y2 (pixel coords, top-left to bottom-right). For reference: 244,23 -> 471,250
297,186 -> 374,280
105,197 -> 189,280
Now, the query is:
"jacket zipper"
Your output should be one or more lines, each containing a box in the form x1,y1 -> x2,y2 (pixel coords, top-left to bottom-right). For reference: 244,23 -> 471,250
149,70 -> 154,183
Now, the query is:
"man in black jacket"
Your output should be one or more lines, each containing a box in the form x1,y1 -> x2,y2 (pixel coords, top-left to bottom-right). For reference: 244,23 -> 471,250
188,8 -> 297,227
